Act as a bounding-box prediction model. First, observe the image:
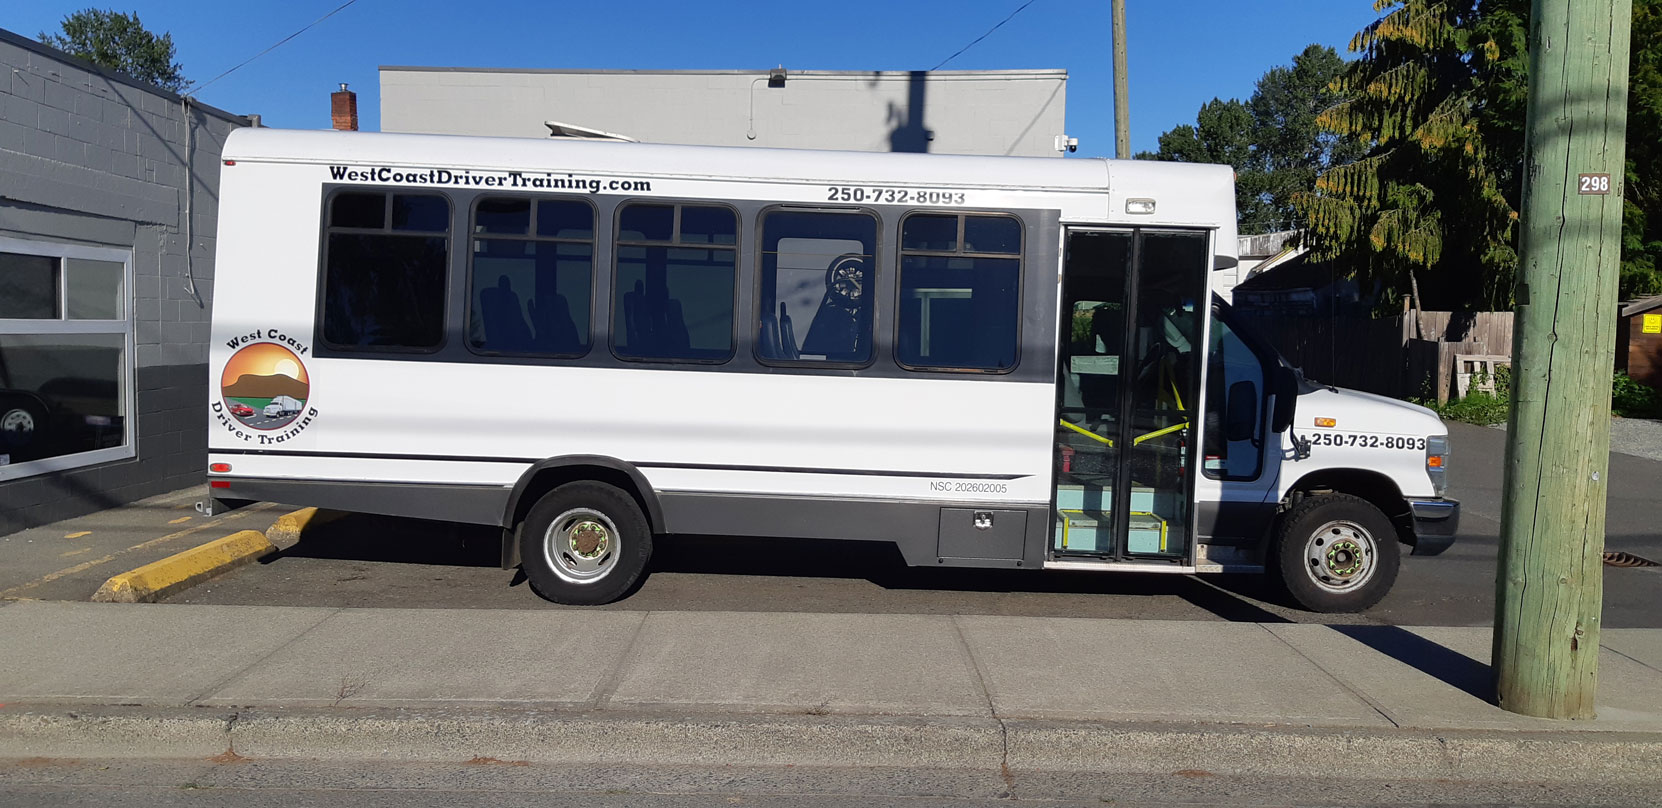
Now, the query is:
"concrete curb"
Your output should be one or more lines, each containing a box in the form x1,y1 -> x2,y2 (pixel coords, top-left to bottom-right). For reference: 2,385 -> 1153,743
1,705 -> 1659,785
89,530 -> 275,604
263,507 -> 346,550
87,505 -> 344,603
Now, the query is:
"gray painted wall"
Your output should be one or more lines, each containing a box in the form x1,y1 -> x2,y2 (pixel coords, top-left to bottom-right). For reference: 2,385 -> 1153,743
0,28 -> 249,533
380,68 -> 1068,157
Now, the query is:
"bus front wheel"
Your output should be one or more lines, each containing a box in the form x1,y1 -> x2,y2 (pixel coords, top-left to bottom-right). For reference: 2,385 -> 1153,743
1271,493 -> 1400,613
520,481 -> 653,605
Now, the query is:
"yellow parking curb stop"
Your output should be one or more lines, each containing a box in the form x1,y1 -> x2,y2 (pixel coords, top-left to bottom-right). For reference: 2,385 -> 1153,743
90,530 -> 275,604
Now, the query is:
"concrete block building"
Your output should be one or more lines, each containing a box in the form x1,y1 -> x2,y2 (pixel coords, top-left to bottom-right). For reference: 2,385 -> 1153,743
0,28 -> 250,532
380,67 -> 1070,157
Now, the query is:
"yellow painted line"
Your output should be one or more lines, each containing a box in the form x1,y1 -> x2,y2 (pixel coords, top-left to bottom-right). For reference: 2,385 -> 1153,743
60,548 -> 93,558
92,530 -> 275,604
63,531 -> 91,539
168,516 -> 192,524
0,504 -> 273,600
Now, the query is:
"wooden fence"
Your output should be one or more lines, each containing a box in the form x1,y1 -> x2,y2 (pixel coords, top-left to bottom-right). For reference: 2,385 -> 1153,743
1234,310 -> 1515,402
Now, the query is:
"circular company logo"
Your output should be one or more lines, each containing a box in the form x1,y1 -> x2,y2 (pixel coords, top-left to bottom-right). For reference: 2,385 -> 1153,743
220,342 -> 310,431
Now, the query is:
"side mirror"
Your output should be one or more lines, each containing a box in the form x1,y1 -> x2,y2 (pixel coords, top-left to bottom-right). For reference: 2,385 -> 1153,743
1270,366 -> 1299,433
1225,381 -> 1258,442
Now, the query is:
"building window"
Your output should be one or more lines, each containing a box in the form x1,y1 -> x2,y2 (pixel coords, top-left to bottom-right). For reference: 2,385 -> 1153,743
467,197 -> 595,357
320,190 -> 451,352
612,203 -> 738,362
756,209 -> 878,365
0,238 -> 134,479
896,213 -> 1023,371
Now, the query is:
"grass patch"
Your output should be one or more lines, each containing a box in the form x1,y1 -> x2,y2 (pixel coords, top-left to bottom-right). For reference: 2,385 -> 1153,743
1417,369 -> 1662,425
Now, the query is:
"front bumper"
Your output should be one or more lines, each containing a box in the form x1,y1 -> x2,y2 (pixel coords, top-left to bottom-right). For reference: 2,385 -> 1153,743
1406,498 -> 1460,556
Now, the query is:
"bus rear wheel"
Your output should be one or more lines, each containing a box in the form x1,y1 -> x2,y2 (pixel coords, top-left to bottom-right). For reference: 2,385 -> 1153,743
1271,493 -> 1400,613
520,481 -> 653,606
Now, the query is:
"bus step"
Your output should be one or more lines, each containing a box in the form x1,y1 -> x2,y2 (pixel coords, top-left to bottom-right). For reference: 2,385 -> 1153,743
1053,510 -> 1168,554
1055,484 -> 1159,513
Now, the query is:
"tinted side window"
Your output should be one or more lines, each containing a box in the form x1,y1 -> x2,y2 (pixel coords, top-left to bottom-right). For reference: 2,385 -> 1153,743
896,213 -> 1023,371
467,198 -> 595,357
321,191 -> 450,351
756,210 -> 878,364
612,204 -> 737,362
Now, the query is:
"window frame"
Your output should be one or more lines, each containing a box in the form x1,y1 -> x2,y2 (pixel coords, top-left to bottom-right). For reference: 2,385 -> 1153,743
1202,300 -> 1280,483
463,194 -> 599,360
607,199 -> 742,365
0,235 -> 136,481
751,204 -> 882,370
893,211 -> 1026,374
315,186 -> 456,356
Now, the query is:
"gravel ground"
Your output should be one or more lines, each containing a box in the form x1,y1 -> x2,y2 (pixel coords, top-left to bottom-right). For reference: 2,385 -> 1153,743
1488,417 -> 1662,463
1609,417 -> 1662,463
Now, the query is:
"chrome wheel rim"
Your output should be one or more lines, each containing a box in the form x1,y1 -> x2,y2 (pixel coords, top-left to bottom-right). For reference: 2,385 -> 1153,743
1,408 -> 34,439
1303,519 -> 1377,593
543,508 -> 619,585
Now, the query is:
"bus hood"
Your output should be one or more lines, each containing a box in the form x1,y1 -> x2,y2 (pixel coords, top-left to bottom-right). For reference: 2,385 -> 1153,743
1296,385 -> 1447,436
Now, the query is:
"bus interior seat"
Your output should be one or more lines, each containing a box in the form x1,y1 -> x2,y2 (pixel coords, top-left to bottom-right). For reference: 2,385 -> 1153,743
759,303 -> 799,360
479,275 -> 534,352
622,280 -> 692,357
528,290 -> 580,353
802,298 -> 862,360
758,309 -> 783,359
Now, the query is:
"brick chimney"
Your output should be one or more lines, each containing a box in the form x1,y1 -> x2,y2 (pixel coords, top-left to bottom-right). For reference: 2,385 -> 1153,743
331,83 -> 358,131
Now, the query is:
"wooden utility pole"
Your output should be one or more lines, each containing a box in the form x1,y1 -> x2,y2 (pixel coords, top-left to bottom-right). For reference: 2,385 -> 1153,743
1111,0 -> 1130,158
1494,0 -> 1632,719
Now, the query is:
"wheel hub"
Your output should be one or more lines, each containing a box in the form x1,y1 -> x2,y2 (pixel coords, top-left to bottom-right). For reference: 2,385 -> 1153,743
543,508 -> 621,585
569,520 -> 608,558
1325,539 -> 1364,578
1304,521 -> 1376,593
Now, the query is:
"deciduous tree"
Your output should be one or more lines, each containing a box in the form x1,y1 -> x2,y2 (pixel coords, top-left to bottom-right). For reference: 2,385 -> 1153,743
40,9 -> 186,93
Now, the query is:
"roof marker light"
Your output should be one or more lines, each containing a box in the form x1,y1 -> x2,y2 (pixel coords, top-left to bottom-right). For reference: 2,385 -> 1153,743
1126,198 -> 1156,215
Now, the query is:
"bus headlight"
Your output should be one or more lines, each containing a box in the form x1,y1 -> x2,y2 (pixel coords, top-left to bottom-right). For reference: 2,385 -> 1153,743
1426,435 -> 1449,497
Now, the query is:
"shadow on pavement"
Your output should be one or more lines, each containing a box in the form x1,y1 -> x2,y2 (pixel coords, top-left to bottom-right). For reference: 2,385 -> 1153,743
266,513 -> 501,568
262,513 -> 1302,622
1329,624 -> 1494,702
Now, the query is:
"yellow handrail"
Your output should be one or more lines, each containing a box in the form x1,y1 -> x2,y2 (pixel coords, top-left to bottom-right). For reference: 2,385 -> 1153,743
1132,422 -> 1187,446
1058,418 -> 1189,448
1058,418 -> 1113,447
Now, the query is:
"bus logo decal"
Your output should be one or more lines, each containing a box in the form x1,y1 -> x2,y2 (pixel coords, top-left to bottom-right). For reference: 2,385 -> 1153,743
214,337 -> 316,441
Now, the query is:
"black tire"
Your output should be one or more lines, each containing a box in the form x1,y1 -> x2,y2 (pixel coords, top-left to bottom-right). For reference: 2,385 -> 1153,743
1270,493 -> 1401,613
519,481 -> 653,605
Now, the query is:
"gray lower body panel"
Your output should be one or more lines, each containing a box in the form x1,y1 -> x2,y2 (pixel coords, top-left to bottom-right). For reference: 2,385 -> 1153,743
215,477 -> 511,526
659,491 -> 1049,569
1195,498 -> 1277,546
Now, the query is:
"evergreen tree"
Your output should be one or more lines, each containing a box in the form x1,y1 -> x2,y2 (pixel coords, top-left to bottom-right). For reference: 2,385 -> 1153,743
1296,0 -> 1519,312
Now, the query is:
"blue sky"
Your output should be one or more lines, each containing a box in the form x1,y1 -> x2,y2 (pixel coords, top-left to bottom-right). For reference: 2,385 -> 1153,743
9,1 -> 1384,157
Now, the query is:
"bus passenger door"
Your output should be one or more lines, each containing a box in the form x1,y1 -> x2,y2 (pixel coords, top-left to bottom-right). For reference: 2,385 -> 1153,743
1054,230 -> 1131,558
1054,229 -> 1207,561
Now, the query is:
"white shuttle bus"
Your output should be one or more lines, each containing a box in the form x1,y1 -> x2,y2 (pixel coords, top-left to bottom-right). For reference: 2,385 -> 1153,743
206,128 -> 1458,611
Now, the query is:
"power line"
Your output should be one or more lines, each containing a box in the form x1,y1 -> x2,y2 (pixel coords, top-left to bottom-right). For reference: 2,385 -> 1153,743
930,0 -> 1041,71
183,0 -> 363,96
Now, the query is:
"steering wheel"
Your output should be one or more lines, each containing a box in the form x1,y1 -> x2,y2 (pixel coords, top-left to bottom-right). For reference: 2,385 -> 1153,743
824,254 -> 865,308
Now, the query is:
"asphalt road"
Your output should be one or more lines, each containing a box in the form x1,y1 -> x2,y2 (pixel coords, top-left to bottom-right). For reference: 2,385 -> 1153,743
1,758 -> 1653,807
171,422 -> 1662,627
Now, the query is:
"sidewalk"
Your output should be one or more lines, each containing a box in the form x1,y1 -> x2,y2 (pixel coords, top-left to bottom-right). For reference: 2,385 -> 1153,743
1,600 -> 1659,785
